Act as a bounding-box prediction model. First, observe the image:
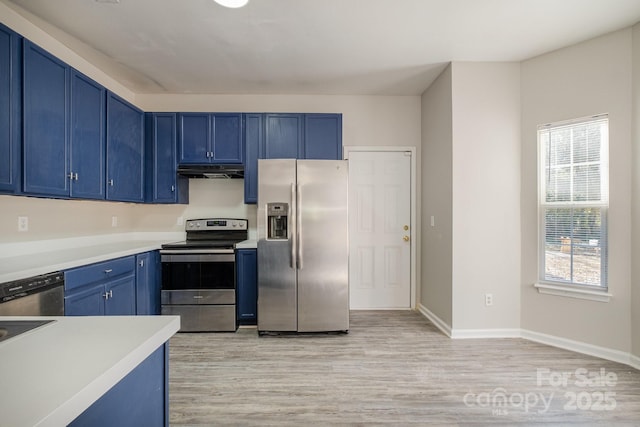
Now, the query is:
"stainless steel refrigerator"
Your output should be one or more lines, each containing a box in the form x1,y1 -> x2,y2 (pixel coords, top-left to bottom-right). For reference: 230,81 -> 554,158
257,159 -> 349,333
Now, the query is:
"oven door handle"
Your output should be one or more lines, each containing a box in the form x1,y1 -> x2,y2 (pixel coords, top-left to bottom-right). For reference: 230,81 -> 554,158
160,249 -> 234,255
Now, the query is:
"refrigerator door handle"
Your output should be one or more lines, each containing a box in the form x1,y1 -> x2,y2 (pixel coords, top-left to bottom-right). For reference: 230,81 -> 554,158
290,183 -> 297,269
297,183 -> 303,269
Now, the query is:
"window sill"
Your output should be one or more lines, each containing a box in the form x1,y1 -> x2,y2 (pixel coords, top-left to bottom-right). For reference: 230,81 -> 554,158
534,282 -> 611,303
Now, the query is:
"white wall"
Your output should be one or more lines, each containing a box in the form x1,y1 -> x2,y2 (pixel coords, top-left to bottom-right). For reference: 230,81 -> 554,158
450,62 -> 521,330
632,23 -> 640,359
420,65 -> 453,325
521,29 -> 633,352
420,62 -> 521,331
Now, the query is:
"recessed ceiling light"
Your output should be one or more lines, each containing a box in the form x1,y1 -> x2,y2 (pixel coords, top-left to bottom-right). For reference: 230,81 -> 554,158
213,0 -> 249,8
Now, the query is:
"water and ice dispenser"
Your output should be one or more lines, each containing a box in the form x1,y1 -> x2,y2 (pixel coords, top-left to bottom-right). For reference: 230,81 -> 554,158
267,202 -> 289,240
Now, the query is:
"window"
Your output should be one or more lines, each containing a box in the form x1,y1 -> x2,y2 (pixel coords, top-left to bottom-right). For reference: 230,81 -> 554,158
538,115 -> 608,289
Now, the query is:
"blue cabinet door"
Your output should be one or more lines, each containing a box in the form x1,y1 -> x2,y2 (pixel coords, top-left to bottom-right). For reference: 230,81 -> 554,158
243,114 -> 262,204
0,24 -> 21,194
236,249 -> 257,325
104,275 -> 136,315
178,113 -> 209,163
146,113 -> 187,203
304,114 -> 342,160
65,283 -> 105,316
69,344 -> 168,427
264,113 -> 303,159
211,113 -> 243,163
23,40 -> 70,197
70,70 -> 105,199
136,251 -> 161,315
106,92 -> 144,202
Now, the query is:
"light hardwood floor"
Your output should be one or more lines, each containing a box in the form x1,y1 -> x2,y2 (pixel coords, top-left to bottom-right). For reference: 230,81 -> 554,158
169,311 -> 640,425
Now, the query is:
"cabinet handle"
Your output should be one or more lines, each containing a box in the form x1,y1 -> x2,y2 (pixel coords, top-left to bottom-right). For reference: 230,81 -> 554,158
104,269 -> 113,274
68,172 -> 78,181
108,179 -> 114,186
171,185 -> 175,192
139,260 -> 144,267
102,290 -> 113,300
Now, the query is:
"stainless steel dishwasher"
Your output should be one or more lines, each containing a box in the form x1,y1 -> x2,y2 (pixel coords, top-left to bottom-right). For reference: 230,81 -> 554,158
0,272 -> 65,316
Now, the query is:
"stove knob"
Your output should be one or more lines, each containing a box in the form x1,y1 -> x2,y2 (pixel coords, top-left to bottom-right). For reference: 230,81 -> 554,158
188,223 -> 194,228
232,221 -> 238,227
196,222 -> 201,227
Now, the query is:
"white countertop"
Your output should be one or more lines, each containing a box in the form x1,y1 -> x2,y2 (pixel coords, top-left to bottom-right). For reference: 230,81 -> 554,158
0,315 -> 180,427
0,233 -> 258,283
0,233 -> 183,283
236,239 -> 257,249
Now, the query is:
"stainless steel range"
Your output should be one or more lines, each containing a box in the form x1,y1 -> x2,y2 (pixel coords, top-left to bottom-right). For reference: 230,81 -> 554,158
160,218 -> 248,332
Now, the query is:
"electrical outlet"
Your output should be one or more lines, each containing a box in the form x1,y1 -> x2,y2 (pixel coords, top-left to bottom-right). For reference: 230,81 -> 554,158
177,216 -> 184,226
111,216 -> 118,227
485,293 -> 493,306
18,216 -> 28,232
430,216 -> 435,227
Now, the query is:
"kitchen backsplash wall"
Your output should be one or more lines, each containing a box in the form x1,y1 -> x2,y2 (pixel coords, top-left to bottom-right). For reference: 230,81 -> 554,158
133,179 -> 258,239
0,179 -> 257,243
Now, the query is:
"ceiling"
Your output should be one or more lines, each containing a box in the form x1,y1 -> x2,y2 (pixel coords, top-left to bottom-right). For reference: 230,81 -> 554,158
4,0 -> 640,95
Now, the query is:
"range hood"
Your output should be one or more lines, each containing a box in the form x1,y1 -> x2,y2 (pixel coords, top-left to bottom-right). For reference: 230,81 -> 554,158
177,164 -> 244,179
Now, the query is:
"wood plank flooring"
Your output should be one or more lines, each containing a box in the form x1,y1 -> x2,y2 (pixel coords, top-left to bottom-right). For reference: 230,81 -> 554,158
169,310 -> 640,425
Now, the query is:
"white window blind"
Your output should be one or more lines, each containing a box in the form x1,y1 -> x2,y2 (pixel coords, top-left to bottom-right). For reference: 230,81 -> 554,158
538,115 -> 608,288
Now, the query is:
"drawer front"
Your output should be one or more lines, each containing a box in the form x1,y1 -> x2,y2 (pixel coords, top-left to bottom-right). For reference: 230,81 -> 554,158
161,289 -> 235,305
161,304 -> 236,332
65,256 -> 135,292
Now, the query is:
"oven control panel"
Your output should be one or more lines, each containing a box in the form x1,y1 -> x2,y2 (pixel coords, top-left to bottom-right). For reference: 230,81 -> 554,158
186,218 -> 248,231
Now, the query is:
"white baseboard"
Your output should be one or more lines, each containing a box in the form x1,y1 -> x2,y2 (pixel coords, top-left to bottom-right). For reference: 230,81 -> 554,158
631,353 -> 640,370
451,328 -> 521,339
415,305 -> 640,371
417,303 -> 451,337
521,329 -> 640,370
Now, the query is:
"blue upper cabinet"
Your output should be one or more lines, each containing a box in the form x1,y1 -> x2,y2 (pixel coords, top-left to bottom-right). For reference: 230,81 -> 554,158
178,113 -> 243,164
0,24 -> 21,194
178,113 -> 208,163
264,113 -> 303,159
212,114 -> 243,162
70,70 -> 106,200
106,92 -> 145,202
23,40 -> 70,197
304,114 -> 342,160
244,113 -> 342,204
243,114 -> 262,204
23,40 -> 109,200
145,113 -> 188,204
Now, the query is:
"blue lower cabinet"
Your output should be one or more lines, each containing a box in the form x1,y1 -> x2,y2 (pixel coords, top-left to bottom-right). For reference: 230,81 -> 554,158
103,275 -> 136,316
64,282 -> 105,316
136,251 -> 161,315
236,249 -> 257,325
64,256 -> 136,316
69,343 -> 169,427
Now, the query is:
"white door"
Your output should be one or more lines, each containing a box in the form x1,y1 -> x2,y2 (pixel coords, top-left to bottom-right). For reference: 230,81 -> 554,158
348,151 -> 411,309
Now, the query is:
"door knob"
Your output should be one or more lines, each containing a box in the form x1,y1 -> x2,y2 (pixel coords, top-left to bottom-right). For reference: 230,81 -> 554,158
403,225 -> 409,231
403,235 -> 410,242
